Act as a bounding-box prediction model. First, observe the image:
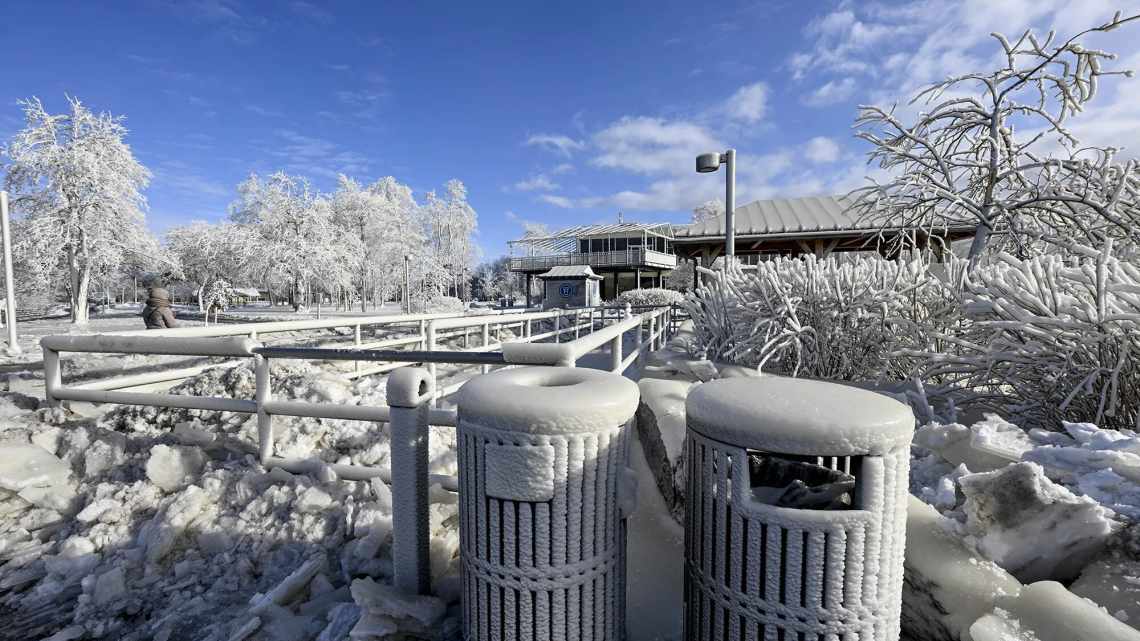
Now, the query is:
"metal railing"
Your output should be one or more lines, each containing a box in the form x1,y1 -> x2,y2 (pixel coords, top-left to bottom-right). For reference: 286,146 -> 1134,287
509,247 -> 678,272
39,303 -> 679,595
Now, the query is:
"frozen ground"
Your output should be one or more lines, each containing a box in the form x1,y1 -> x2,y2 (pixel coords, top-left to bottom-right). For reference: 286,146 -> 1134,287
0,316 -> 647,641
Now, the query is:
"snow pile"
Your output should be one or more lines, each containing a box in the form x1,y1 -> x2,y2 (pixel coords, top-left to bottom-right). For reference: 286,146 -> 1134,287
0,364 -> 463,641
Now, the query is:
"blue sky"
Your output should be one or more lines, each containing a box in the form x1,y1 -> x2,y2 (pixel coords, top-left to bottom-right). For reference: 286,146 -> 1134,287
3,0 -> 1139,259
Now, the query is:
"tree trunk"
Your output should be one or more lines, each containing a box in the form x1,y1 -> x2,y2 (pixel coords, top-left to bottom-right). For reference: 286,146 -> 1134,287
71,265 -> 91,324
197,284 -> 207,312
967,219 -> 992,265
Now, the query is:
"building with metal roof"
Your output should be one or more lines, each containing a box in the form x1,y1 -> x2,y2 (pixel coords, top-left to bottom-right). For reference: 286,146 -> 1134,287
509,222 -> 678,302
671,194 -> 975,265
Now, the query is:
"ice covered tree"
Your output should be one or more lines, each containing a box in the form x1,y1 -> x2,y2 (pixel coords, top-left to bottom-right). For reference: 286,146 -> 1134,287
692,199 -> 725,224
422,179 -> 478,299
852,11 -> 1140,263
165,221 -> 257,311
230,172 -> 347,311
2,96 -> 154,323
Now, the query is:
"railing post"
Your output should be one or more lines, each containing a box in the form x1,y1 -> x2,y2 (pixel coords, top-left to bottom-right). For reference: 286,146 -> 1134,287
387,368 -> 435,595
574,310 -> 580,340
354,324 -> 362,373
255,354 -> 273,464
553,310 -> 561,344
635,315 -> 645,368
611,332 -> 622,373
419,319 -> 427,349
481,322 -> 491,374
43,346 -> 61,409
524,318 -> 532,340
425,321 -> 438,401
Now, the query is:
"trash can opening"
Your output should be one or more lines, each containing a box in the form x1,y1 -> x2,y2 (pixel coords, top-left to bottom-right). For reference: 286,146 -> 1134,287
746,450 -> 859,510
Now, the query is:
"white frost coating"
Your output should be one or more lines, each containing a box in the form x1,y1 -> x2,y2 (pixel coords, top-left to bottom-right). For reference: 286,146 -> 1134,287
0,443 -> 76,511
483,442 -> 555,501
457,366 -> 637,641
457,366 -> 640,435
683,426 -> 911,640
685,376 -> 914,455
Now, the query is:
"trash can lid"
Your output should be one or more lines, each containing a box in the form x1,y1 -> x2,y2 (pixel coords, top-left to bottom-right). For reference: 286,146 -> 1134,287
685,376 -> 914,455
458,366 -> 640,435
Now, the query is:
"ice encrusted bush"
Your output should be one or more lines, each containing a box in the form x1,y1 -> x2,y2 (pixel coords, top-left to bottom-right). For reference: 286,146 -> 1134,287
614,287 -> 683,308
684,255 -> 960,381
909,242 -> 1140,431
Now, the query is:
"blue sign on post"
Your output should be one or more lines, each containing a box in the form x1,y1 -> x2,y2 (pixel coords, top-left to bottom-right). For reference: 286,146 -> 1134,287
559,283 -> 573,298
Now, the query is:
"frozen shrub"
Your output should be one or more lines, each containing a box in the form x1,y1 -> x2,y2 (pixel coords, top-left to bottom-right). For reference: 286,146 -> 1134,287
910,242 -> 1140,431
684,255 -> 960,382
409,295 -> 465,314
615,287 -> 683,308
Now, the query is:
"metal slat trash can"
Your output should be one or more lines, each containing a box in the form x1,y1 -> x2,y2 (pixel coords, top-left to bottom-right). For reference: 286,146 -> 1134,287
457,366 -> 640,641
683,377 -> 914,641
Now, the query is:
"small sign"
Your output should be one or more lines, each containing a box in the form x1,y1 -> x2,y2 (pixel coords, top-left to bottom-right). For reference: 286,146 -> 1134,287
559,283 -> 573,297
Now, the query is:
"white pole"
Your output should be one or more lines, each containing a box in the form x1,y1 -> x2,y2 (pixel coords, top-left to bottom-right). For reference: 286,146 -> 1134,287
725,148 -> 736,264
1,192 -> 20,356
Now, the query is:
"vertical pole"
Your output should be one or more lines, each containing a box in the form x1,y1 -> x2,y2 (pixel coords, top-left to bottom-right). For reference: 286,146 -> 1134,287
524,318 -> 532,340
425,322 -> 438,401
1,192 -> 20,355
42,347 -> 61,408
635,314 -> 644,368
553,310 -> 561,343
354,324 -> 362,373
418,320 -> 427,349
725,148 -> 736,263
387,368 -> 433,595
649,315 -> 656,352
610,333 -> 622,373
481,322 -> 491,374
574,310 -> 580,340
255,355 -> 273,464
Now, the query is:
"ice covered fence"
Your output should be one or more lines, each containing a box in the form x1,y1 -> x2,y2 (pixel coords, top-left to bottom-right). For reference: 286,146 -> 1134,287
684,376 -> 914,641
456,367 -> 640,641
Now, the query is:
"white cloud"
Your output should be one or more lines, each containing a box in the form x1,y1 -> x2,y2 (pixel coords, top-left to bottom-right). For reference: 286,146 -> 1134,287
539,194 -> 574,208
551,163 -> 574,174
725,82 -> 768,123
591,116 -> 722,175
525,134 -> 585,156
804,77 -> 856,106
804,137 -> 841,164
514,174 -> 559,192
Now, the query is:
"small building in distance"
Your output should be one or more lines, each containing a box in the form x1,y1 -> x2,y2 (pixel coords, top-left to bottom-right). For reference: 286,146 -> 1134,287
508,222 -> 678,304
536,265 -> 602,308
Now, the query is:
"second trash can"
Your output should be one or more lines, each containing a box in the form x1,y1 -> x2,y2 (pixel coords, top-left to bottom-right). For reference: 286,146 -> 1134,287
683,376 -> 914,641
457,366 -> 640,641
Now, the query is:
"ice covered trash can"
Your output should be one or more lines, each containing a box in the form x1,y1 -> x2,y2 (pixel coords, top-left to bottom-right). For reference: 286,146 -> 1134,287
457,366 -> 640,641
683,377 -> 914,641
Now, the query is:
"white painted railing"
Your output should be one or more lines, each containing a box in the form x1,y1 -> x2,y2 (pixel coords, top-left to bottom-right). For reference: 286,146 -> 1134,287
39,303 -> 679,597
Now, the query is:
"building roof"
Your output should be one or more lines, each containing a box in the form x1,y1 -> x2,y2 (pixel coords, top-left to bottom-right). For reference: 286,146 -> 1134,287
510,222 -> 673,253
537,265 -> 603,280
672,194 -> 974,241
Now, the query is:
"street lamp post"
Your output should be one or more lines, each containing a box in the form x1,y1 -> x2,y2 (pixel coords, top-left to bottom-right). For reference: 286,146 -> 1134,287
0,192 -> 20,356
696,149 -> 736,265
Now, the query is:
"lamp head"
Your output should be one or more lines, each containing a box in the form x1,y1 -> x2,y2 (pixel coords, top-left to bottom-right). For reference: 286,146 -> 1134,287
696,152 -> 722,173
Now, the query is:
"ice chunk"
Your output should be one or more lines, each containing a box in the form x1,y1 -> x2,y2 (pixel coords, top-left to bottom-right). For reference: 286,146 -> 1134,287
634,378 -> 691,523
914,415 -> 1031,472
93,566 -> 127,605
901,496 -> 1022,641
350,577 -> 445,628
143,485 -> 209,563
251,558 -> 323,614
318,603 -> 361,641
146,444 -> 206,492
296,486 -> 333,513
971,581 -> 1140,641
0,443 -> 73,491
959,462 -> 1119,582
1070,558 -> 1140,633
